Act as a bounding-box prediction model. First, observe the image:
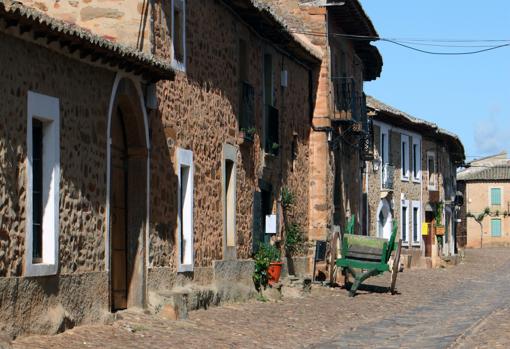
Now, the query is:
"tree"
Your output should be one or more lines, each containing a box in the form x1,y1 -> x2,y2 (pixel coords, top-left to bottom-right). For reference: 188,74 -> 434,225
466,208 -> 509,248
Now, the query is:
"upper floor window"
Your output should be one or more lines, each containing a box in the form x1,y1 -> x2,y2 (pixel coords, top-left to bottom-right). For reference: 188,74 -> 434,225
491,218 -> 502,237
171,0 -> 186,71
412,137 -> 421,182
380,126 -> 389,166
401,135 -> 410,180
491,187 -> 502,206
427,151 -> 437,190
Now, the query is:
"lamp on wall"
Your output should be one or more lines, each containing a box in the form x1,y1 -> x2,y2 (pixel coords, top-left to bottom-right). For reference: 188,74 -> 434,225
371,157 -> 381,172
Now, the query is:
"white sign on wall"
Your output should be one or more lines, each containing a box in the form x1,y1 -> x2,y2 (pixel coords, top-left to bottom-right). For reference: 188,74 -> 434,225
265,214 -> 277,234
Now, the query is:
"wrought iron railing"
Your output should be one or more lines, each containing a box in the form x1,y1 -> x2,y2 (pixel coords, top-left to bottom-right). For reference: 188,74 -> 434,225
239,81 -> 255,132
382,164 -> 395,191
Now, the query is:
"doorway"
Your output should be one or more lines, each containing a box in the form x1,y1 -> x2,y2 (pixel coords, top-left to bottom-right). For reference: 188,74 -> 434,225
109,78 -> 148,311
377,198 -> 392,239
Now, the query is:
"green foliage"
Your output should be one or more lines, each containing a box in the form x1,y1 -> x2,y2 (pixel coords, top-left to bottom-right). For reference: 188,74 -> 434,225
241,127 -> 256,137
435,202 -> 444,226
285,223 -> 306,256
252,243 -> 280,291
281,187 -> 295,209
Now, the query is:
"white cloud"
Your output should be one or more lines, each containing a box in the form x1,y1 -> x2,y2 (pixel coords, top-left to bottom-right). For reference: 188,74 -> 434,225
473,108 -> 510,155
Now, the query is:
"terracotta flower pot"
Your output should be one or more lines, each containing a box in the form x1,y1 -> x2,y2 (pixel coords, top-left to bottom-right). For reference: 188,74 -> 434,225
435,226 -> 445,236
267,261 -> 283,285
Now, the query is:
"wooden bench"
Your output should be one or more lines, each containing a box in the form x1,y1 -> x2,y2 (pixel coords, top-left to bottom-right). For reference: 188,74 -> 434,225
335,217 -> 402,297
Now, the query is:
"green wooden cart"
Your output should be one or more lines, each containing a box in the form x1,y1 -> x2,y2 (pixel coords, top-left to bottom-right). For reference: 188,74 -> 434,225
330,218 -> 402,297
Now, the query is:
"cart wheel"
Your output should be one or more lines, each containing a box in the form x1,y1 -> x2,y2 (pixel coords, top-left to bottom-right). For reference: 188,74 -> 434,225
390,239 -> 402,295
328,231 -> 339,286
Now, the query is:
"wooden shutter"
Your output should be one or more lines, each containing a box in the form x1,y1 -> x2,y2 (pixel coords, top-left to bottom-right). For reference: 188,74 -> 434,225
491,219 -> 502,237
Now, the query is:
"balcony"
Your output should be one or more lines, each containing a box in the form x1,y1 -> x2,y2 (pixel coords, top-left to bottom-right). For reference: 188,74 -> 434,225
331,78 -> 366,124
382,164 -> 395,191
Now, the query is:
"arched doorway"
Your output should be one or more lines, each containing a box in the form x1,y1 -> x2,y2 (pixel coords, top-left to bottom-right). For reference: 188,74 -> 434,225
108,77 -> 149,311
377,198 -> 392,239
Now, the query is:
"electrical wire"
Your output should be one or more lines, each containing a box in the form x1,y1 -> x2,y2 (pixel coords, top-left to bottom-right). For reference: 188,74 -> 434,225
288,30 -> 510,55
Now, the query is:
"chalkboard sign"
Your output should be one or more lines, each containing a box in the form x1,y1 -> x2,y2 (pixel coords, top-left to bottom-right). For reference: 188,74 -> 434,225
315,240 -> 327,261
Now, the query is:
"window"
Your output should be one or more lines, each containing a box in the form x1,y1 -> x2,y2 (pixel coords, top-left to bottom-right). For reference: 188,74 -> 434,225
171,0 -> 186,71
263,54 -> 273,107
491,219 -> 502,237
177,148 -> 194,272
412,201 -> 421,245
412,137 -> 421,182
26,91 -> 60,277
223,144 -> 237,258
380,126 -> 389,166
401,200 -> 409,244
238,39 -> 254,131
263,53 -> 278,154
427,151 -> 437,190
491,188 -> 502,206
401,135 -> 410,180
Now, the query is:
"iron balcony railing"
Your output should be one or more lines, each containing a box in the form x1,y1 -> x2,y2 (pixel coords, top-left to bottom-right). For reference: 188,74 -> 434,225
239,81 -> 255,132
382,163 -> 395,191
332,77 -> 366,123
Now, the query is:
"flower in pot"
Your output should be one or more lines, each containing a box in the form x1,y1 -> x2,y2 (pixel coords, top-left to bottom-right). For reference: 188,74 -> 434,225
252,243 -> 282,291
239,127 -> 256,144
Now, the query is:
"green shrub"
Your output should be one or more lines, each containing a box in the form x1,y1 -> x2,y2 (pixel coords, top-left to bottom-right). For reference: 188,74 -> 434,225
252,243 -> 280,291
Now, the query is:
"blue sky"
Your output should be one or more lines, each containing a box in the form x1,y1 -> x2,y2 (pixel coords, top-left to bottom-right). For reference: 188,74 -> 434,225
360,0 -> 510,161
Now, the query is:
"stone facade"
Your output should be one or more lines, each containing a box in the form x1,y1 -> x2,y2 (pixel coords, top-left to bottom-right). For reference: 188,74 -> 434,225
366,96 -> 465,269
0,0 -> 320,338
0,30 -> 114,337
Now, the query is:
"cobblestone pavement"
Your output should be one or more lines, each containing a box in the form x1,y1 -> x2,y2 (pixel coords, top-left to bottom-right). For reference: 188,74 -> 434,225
12,248 -> 510,349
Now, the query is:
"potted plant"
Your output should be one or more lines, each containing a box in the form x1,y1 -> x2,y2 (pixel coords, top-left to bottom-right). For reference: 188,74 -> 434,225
253,243 -> 282,291
434,201 -> 445,235
238,127 -> 256,144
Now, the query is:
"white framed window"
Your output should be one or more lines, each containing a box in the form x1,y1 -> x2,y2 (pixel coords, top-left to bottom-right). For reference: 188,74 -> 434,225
412,137 -> 421,182
222,144 -> 237,258
427,151 -> 437,190
411,201 -> 421,246
177,148 -> 194,272
171,0 -> 186,71
25,91 -> 60,277
380,125 -> 389,166
401,200 -> 409,245
401,135 -> 410,181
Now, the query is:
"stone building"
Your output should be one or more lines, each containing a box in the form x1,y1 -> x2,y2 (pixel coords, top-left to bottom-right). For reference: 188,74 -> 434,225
457,152 -> 510,248
0,0 -> 321,338
264,0 -> 383,252
365,97 -> 465,268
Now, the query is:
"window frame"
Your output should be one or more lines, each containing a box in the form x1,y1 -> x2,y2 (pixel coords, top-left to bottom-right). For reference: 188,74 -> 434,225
400,134 -> 410,181
411,201 -> 421,246
25,91 -> 60,277
412,137 -> 421,183
427,151 -> 437,190
171,0 -> 186,72
491,218 -> 502,237
222,144 -> 237,259
490,187 -> 503,206
401,200 -> 410,245
176,147 -> 194,272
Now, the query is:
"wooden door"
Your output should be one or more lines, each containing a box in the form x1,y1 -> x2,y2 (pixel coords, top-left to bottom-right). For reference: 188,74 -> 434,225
111,108 -> 128,310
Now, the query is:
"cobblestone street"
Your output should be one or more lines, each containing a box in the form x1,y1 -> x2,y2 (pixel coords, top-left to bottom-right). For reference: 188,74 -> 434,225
12,248 -> 510,349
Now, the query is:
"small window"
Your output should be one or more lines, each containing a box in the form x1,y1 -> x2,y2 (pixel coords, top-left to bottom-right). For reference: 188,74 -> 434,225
412,138 -> 421,182
26,91 -> 60,277
491,188 -> 502,206
401,200 -> 409,243
223,144 -> 237,257
380,126 -> 389,166
427,151 -> 437,190
412,201 -> 421,245
491,219 -> 502,237
238,40 -> 254,132
401,135 -> 410,180
177,148 -> 194,272
172,0 -> 186,70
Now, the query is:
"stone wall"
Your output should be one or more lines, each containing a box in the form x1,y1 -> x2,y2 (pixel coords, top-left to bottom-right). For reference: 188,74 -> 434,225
0,31 -> 114,336
464,181 -> 510,248
148,0 -> 315,275
18,0 -> 150,52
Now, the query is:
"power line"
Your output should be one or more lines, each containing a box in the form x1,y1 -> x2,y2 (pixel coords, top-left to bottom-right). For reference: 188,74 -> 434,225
288,30 -> 510,55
